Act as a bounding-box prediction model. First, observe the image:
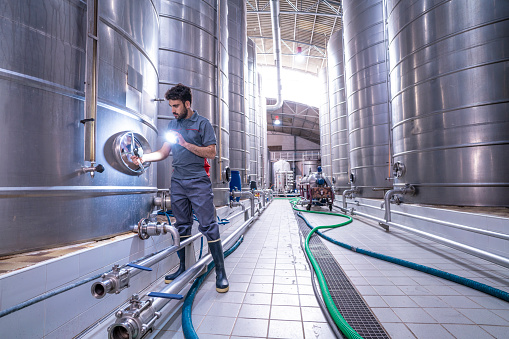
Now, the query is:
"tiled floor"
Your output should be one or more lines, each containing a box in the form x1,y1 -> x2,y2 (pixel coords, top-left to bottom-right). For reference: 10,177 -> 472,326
154,199 -> 509,338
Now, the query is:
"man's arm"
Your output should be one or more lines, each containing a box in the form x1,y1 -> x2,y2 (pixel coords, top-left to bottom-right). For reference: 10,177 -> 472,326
183,143 -> 216,159
132,142 -> 171,165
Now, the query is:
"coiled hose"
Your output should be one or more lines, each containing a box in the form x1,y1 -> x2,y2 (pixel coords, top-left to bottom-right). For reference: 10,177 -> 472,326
181,235 -> 244,339
290,197 -> 509,338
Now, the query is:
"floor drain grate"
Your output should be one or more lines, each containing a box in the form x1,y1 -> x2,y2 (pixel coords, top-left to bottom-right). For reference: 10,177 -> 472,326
296,212 -> 390,339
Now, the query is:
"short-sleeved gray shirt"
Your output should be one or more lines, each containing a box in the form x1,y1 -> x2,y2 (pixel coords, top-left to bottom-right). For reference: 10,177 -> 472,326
167,110 -> 217,179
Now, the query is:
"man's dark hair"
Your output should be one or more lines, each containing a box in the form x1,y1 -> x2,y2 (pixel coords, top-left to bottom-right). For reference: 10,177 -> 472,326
165,83 -> 192,105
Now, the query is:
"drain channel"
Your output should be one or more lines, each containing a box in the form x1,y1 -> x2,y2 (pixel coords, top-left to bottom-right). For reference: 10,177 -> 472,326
297,214 -> 390,339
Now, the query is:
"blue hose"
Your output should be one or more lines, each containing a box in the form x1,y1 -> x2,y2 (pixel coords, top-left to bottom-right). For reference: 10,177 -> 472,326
182,236 -> 244,339
296,213 -> 509,303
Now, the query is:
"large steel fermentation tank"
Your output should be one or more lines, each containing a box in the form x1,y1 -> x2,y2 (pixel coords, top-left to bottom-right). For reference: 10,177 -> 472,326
0,0 -> 159,256
247,38 -> 259,185
327,30 -> 350,191
343,0 -> 392,198
159,0 -> 231,206
228,0 -> 249,186
318,68 -> 332,178
387,0 -> 509,206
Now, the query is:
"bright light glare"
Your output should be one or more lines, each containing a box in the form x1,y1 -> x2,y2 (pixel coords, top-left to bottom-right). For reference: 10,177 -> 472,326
165,132 -> 178,144
259,66 -> 320,107
273,119 -> 281,125
295,53 -> 305,63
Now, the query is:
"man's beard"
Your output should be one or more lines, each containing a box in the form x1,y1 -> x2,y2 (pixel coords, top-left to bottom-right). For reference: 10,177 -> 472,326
175,110 -> 188,121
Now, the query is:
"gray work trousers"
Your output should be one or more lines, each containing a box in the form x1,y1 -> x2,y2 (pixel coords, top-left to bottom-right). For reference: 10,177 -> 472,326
170,176 -> 220,242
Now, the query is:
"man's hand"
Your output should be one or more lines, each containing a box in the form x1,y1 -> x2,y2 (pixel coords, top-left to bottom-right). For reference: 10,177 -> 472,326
173,131 -> 187,147
131,156 -> 143,166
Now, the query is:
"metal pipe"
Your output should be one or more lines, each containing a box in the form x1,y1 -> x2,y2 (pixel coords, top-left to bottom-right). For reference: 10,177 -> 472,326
390,210 -> 509,241
231,190 -> 255,217
131,219 -> 180,240
335,204 -> 509,269
382,220 -> 509,269
266,0 -> 283,111
84,0 -> 99,162
107,216 -> 257,339
342,187 -> 358,210
92,232 -> 208,299
216,0 -> 224,184
340,199 -> 509,240
383,185 -> 415,222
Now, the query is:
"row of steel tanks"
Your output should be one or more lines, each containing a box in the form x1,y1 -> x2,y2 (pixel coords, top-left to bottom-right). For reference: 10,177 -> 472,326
0,0 -> 268,256
320,0 -> 509,207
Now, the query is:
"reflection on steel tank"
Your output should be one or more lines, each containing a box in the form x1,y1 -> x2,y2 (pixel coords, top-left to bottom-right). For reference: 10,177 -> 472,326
326,30 -> 350,191
387,0 -> 509,206
343,0 -> 392,198
228,0 -> 250,186
0,0 -> 159,256
318,68 -> 332,180
159,0 -> 231,206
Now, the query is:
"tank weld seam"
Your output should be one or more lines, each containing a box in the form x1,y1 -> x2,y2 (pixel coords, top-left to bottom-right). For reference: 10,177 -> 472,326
389,16 -> 509,70
391,99 -> 509,129
159,13 -> 215,37
391,58 -> 509,100
393,140 -> 509,157
99,16 -> 158,77
159,47 -> 216,67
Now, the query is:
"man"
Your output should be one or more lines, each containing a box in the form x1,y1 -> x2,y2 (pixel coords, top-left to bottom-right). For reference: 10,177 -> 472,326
132,83 -> 228,293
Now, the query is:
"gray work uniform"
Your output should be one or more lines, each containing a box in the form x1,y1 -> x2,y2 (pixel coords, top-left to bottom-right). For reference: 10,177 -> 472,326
168,110 -> 220,241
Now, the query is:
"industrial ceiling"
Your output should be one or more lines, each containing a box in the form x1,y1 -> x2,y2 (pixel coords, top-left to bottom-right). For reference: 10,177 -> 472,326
246,0 -> 343,144
246,0 -> 343,75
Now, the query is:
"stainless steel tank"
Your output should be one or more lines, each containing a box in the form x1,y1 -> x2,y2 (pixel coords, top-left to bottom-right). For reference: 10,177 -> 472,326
387,0 -> 509,206
247,38 -> 259,186
228,0 -> 249,186
318,68 -> 332,179
159,0 -> 231,206
0,0 -> 159,256
327,30 -> 350,191
343,0 -> 392,198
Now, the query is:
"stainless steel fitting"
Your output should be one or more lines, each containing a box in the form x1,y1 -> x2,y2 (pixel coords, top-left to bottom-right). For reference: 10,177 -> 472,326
132,218 -> 179,240
107,294 -> 160,339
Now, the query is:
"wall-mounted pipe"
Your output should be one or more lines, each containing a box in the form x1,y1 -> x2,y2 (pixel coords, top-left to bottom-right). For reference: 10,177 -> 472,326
342,187 -> 359,210
383,185 -> 415,222
131,219 -> 179,240
84,0 -> 99,163
266,0 -> 283,111
107,215 -> 258,339
230,190 -> 255,217
333,201 -> 509,269
91,230 -> 201,299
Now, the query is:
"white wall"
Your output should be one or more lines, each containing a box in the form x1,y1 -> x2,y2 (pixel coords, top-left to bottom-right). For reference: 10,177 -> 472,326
267,132 -> 319,151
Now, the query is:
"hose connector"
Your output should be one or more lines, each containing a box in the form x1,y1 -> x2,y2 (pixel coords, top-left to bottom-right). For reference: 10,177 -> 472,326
91,264 -> 129,299
153,190 -> 171,211
107,294 -> 160,339
133,218 -> 180,242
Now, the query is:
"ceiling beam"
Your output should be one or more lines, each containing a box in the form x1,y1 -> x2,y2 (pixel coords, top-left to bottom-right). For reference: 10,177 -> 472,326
248,35 -> 326,50
247,10 -> 342,18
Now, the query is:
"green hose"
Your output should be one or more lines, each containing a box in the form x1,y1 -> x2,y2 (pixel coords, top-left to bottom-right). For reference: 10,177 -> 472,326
182,236 -> 244,339
290,198 -> 363,339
